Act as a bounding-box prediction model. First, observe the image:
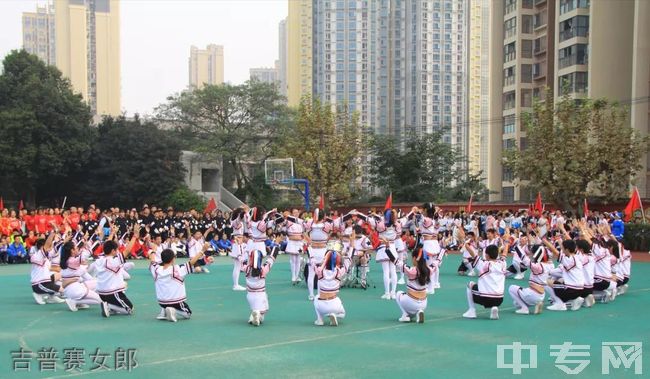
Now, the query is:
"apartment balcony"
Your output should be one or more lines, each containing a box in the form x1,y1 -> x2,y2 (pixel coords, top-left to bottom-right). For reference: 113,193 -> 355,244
558,54 -> 588,70
559,26 -> 589,43
534,0 -> 547,6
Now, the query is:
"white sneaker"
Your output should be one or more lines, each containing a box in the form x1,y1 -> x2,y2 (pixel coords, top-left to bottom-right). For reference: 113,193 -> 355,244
547,302 -> 567,311
467,270 -> 476,277
398,315 -> 411,323
328,314 -> 338,326
416,310 -> 425,324
165,307 -> 177,322
462,309 -> 477,319
515,307 -> 529,315
380,293 -> 391,300
622,284 -> 629,295
490,306 -> 499,320
570,297 -> 584,311
314,319 -> 324,326
248,312 -> 254,324
585,294 -> 595,308
397,277 -> 405,285
203,268 -> 210,274
514,273 -> 525,280
101,302 -> 111,318
308,295 -> 315,301
46,295 -> 66,304
426,289 -> 436,295
433,283 -> 441,289
534,302 -> 544,314
233,285 -> 246,291
252,310 -> 261,326
65,298 -> 78,312
156,309 -> 166,320
390,293 -> 396,300
610,287 -> 618,301
77,304 -> 89,309
32,293 -> 46,305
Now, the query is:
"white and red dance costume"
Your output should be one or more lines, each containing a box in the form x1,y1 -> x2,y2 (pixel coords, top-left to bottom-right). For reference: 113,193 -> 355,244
506,240 -> 529,279
576,241 -> 595,306
91,250 -> 134,316
61,254 -> 101,310
508,245 -> 550,315
615,241 -> 631,292
284,216 -> 305,283
149,260 -> 194,321
30,246 -> 63,303
463,245 -> 507,319
229,209 -> 248,289
591,242 -> 617,301
458,237 -> 477,276
547,243 -> 585,311
247,207 -> 274,253
367,211 -> 408,299
242,248 -> 278,326
415,213 -> 442,292
313,252 -> 351,326
305,215 -> 332,300
395,253 -> 429,323
352,231 -> 373,285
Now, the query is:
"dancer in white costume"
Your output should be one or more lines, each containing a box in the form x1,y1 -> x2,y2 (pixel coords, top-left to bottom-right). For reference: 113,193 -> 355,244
242,247 -> 279,326
60,240 -> 101,312
304,208 -> 332,301
284,210 -> 305,284
229,207 -> 249,291
395,248 -> 430,323
313,250 -> 351,326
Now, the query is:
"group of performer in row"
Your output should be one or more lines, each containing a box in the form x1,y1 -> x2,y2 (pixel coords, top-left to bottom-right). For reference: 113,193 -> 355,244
24,200 -> 633,326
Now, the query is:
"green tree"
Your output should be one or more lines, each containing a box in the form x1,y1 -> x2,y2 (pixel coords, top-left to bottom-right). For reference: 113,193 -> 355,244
0,50 -> 94,205
78,116 -> 186,208
504,89 -> 649,210
277,97 -> 362,206
165,187 -> 206,211
155,80 -> 291,191
367,131 -> 472,202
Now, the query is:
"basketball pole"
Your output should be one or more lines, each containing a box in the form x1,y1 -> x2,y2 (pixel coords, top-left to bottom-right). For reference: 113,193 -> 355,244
282,178 -> 310,211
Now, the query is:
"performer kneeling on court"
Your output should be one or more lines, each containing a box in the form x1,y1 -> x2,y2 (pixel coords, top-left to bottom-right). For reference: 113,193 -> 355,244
150,241 -> 210,322
60,240 -> 102,312
508,245 -> 549,315
462,236 -> 509,320
314,250 -> 351,326
243,246 -> 279,326
395,248 -> 430,323
30,228 -> 65,305
91,224 -> 140,318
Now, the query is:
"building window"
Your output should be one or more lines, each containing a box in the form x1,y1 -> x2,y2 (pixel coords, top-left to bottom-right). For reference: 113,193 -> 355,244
504,17 -> 517,39
201,169 -> 220,193
502,187 -> 515,202
559,72 -> 588,94
534,36 -> 547,54
559,16 -> 589,42
503,66 -> 516,87
558,44 -> 588,69
534,11 -> 547,29
560,0 -> 590,15
521,88 -> 532,107
521,64 -> 532,83
503,169 -> 514,182
503,115 -> 516,134
521,40 -> 533,58
521,15 -> 533,34
504,0 -> 517,14
521,0 -> 533,9
504,42 -> 516,63
503,91 -> 516,110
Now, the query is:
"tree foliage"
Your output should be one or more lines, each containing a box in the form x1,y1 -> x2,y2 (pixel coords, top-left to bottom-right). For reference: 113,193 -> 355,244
367,131 -> 486,202
0,50 -> 94,204
78,116 -> 186,208
155,80 -> 291,191
504,89 -> 650,210
277,97 -> 362,206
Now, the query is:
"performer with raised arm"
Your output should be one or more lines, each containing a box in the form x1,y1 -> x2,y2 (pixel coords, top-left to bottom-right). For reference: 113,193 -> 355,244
415,203 -> 442,293
542,236 -> 586,312
229,206 -> 249,291
304,207 -> 332,301
30,225 -> 65,305
284,209 -> 305,284
242,246 -> 280,326
462,231 -> 510,320
313,249 -> 351,326
507,244 -> 550,315
394,247 -> 430,323
60,237 -> 102,312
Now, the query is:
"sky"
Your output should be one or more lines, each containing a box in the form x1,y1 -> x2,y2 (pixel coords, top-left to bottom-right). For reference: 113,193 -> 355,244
0,0 -> 288,115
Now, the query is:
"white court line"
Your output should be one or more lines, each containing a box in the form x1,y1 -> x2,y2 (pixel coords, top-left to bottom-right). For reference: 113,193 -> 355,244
38,286 -> 650,378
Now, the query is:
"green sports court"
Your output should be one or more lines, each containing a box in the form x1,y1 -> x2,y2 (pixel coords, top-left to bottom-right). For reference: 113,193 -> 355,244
1,254 -> 648,379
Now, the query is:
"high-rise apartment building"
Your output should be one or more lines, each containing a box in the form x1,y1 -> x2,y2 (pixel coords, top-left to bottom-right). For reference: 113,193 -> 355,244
287,0 -> 313,107
250,67 -> 279,84
488,0 -> 650,201
189,44 -> 224,90
22,5 -> 56,66
278,18 -> 288,97
22,0 -> 121,117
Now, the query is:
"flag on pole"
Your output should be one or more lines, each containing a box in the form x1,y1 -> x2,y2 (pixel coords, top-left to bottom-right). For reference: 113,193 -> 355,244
624,186 -> 643,222
384,192 -> 393,210
0,197 -> 3,210
534,192 -> 543,212
583,199 -> 589,218
204,197 -> 217,214
319,193 -> 325,211
467,194 -> 473,214
18,200 -> 24,210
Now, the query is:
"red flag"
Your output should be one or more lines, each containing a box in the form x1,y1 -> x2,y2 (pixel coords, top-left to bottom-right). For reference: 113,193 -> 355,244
318,193 -> 325,211
0,197 -> 4,210
583,199 -> 589,218
467,194 -> 473,214
18,200 -> 24,210
534,192 -> 543,212
624,187 -> 643,222
204,197 -> 217,214
384,192 -> 393,210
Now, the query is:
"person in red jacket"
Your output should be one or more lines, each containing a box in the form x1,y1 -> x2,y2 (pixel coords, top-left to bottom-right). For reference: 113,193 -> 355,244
8,210 -> 22,235
23,210 -> 35,233
68,207 -> 81,231
34,209 -> 48,234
